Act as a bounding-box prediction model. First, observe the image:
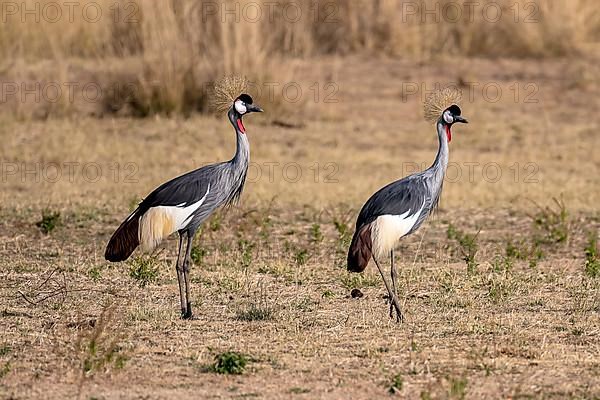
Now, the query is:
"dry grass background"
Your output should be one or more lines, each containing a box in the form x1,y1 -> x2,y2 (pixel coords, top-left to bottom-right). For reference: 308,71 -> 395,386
0,0 -> 599,118
1,0 -> 600,399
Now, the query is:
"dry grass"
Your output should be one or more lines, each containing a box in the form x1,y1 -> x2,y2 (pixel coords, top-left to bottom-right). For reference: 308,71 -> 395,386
1,55 -> 598,211
1,203 -> 599,398
1,0 -> 599,118
2,0 -> 598,60
1,2 -> 600,397
0,53 -> 599,398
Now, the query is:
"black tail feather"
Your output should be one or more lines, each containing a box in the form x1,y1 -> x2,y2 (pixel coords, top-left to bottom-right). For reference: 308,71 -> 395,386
347,224 -> 372,273
105,211 -> 140,262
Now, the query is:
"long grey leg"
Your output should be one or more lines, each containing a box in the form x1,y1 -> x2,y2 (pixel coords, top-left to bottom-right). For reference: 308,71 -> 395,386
175,233 -> 187,317
389,250 -> 395,318
390,250 -> 403,322
373,256 -> 403,323
182,232 -> 194,320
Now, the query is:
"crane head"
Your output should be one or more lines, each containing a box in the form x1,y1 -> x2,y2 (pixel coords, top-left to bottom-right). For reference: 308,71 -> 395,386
234,94 -> 263,115
441,104 -> 467,143
442,105 -> 468,125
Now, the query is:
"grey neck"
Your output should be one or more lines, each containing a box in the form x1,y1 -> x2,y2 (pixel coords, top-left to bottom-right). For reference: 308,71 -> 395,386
433,120 -> 449,169
228,108 -> 250,168
426,119 -> 450,184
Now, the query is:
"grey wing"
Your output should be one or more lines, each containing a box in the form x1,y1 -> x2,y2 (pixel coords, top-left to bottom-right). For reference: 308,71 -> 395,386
356,175 -> 428,231
138,164 -> 222,212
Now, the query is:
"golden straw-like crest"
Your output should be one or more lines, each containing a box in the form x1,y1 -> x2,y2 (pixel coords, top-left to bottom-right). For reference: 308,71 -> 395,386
210,75 -> 249,113
423,87 -> 463,123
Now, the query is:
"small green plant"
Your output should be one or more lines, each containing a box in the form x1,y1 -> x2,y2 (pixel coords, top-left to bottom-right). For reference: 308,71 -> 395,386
501,238 -> 544,269
236,304 -> 274,322
0,345 -> 11,357
289,387 -> 310,394
238,239 -> 255,269
491,256 -> 512,273
236,285 -> 276,321
493,239 -> 529,272
584,232 -> 600,278
329,208 -> 354,256
191,245 -> 207,265
0,362 -> 10,379
212,351 -> 248,375
87,265 -> 102,282
36,208 -> 61,234
487,277 -> 516,304
310,223 -> 323,243
257,263 -> 287,278
505,240 -> 525,260
321,289 -> 335,298
209,212 -> 223,232
447,224 -> 479,274
449,376 -> 468,399
530,197 -> 569,244
334,218 -> 351,246
420,391 -> 432,400
295,296 -> 318,312
572,327 -> 584,336
257,211 -> 274,240
294,248 -> 309,266
388,373 -> 404,394
77,304 -> 128,382
528,246 -> 545,268
128,255 -> 160,287
340,273 -> 380,290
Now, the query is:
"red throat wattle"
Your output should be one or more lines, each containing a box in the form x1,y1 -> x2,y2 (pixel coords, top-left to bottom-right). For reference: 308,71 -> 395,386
445,125 -> 452,143
237,119 -> 246,134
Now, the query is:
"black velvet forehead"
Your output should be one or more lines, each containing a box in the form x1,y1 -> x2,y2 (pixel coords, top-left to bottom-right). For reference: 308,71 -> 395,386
447,104 -> 461,115
237,94 -> 253,104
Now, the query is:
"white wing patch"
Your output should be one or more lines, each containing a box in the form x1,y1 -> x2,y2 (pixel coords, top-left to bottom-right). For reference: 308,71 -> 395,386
138,185 -> 211,252
171,184 -> 211,231
371,203 -> 425,259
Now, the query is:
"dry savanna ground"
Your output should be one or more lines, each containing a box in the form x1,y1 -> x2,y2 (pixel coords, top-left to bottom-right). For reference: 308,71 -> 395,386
1,53 -> 600,399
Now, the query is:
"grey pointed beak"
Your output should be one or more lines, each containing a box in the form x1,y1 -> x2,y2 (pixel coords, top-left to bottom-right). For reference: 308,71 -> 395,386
248,104 -> 264,113
454,116 -> 468,124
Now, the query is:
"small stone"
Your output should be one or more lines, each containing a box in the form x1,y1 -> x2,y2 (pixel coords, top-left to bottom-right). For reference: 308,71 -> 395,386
351,288 -> 364,298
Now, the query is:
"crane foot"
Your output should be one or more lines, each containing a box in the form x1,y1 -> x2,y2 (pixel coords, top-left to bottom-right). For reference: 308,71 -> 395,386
181,302 -> 194,320
389,298 -> 404,323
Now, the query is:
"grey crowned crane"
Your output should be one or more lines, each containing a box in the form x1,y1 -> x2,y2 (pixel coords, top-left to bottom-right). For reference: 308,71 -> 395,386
347,88 -> 468,322
105,77 -> 263,319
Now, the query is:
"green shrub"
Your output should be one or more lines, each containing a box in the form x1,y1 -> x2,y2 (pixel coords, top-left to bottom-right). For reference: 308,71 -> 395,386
447,224 -> 479,274
531,197 -> 569,244
36,209 -> 61,234
128,256 -> 160,287
190,246 -> 207,265
388,373 -> 403,394
212,352 -> 248,375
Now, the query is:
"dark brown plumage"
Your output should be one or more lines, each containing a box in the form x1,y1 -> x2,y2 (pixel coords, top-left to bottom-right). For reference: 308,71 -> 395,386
105,212 -> 140,262
347,224 -> 372,273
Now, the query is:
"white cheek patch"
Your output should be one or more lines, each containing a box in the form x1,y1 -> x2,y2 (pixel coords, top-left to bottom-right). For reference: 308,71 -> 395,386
443,111 -> 454,124
234,100 -> 247,114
